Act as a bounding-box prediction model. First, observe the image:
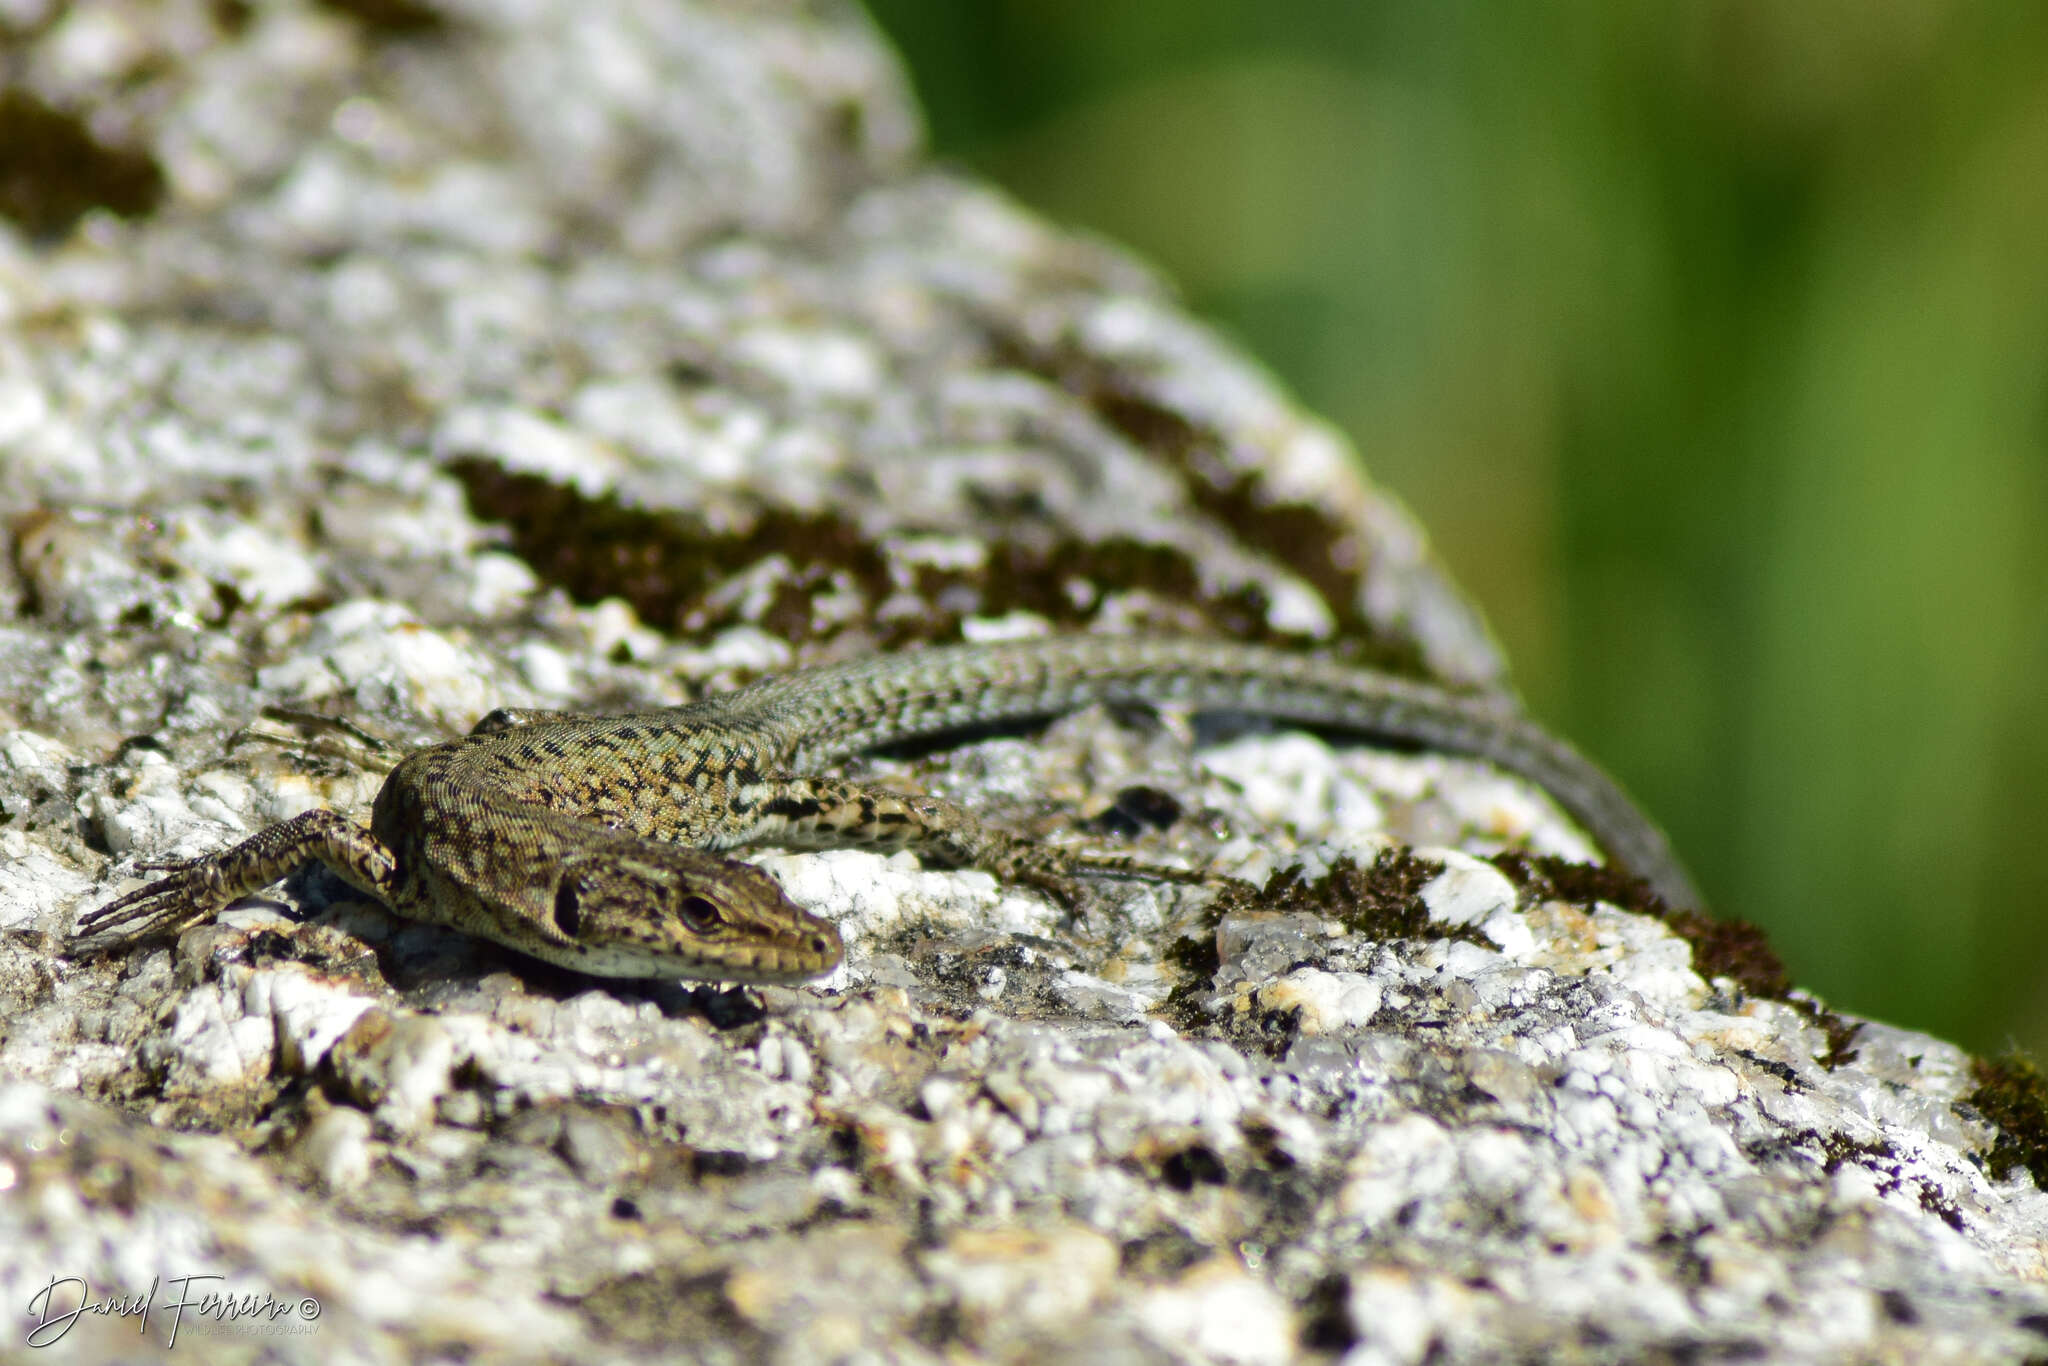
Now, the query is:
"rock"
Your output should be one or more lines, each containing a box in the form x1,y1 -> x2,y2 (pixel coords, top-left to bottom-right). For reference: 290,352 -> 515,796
2,2 -> 2044,1362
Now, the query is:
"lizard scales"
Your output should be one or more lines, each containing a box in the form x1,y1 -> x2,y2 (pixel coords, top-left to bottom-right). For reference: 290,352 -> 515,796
76,635 -> 1700,983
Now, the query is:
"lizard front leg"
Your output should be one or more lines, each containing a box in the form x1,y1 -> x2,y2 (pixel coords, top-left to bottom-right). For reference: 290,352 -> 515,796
73,808 -> 400,946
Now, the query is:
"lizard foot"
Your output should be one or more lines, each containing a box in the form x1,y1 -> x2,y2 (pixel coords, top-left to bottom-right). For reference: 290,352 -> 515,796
71,856 -> 239,947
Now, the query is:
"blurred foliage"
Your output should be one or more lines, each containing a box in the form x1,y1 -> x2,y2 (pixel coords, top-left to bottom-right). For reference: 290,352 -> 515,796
864,1 -> 2048,1059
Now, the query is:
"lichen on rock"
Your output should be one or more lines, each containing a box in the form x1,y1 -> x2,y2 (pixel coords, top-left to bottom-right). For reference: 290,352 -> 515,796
0,3 -> 2044,1363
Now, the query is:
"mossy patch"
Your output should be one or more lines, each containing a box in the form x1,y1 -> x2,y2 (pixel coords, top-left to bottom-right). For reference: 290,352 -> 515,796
316,0 -> 449,37
575,1263 -> 774,1354
452,458 -> 1328,654
1492,851 -> 1862,1067
1160,851 -> 1498,1027
1967,1052 -> 2048,1189
1490,850 -> 1667,917
989,334 -> 1432,678
1259,852 -> 1498,952
0,89 -> 164,240
1656,907 -> 1791,1000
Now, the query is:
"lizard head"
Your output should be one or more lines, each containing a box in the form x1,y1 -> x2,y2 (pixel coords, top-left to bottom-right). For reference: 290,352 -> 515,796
532,846 -> 842,984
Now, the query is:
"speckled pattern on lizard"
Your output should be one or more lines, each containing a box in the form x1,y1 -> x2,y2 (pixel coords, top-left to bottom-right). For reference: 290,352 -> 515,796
72,635 -> 1700,983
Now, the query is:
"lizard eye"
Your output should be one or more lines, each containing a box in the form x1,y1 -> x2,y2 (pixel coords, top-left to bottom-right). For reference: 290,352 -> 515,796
553,877 -> 583,937
677,895 -> 724,936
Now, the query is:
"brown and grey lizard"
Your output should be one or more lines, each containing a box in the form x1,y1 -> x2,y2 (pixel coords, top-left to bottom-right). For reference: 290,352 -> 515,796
72,634 -> 1700,983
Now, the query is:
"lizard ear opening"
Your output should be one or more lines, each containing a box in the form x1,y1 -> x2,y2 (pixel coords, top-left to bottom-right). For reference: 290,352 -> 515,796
552,877 -> 584,938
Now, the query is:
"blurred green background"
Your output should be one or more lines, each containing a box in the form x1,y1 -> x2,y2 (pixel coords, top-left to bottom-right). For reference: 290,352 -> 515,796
863,2 -> 2048,1059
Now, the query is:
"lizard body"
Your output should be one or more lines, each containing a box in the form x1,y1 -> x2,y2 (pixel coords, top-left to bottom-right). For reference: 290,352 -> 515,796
75,635 -> 1699,983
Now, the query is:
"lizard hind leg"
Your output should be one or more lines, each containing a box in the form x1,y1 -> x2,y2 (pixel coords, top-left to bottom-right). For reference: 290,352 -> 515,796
725,774 -> 1093,904
727,774 -> 1232,911
71,808 -> 399,948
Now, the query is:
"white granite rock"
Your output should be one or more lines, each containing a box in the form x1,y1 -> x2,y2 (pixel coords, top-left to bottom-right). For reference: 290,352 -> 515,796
0,3 -> 2041,1364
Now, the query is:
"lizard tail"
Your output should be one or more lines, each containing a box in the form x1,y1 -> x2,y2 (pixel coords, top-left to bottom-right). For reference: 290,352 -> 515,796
755,636 -> 1704,911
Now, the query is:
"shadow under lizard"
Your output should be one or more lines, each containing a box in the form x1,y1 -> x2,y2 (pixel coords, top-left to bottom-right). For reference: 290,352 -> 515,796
74,635 -> 1701,983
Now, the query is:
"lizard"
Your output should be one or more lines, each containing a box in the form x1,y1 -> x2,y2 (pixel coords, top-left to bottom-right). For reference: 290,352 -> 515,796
72,634 -> 1701,984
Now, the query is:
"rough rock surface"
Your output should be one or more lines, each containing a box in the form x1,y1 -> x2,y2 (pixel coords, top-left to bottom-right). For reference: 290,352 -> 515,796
2,2 -> 2046,1363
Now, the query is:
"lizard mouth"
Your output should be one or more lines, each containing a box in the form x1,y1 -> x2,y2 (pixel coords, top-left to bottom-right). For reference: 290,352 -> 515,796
713,938 -> 842,985
562,919 -> 843,984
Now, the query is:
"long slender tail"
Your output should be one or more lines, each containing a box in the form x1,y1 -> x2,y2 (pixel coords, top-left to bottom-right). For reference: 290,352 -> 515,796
744,636 -> 1703,910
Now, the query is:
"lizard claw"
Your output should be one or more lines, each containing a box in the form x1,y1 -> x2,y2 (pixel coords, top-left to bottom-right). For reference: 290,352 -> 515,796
71,858 -> 228,946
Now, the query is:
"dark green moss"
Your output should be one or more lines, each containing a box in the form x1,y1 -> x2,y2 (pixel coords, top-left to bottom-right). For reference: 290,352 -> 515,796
1297,1272 -> 1358,1352
1490,850 -> 1667,916
575,1264 -> 773,1354
1656,907 -> 1791,1000
1967,1052 -> 2048,1189
315,0 -> 449,37
1160,925 -> 1221,984
1492,851 -> 1863,1067
1119,1230 -> 1212,1278
451,458 -> 1344,654
1262,851 -> 1497,952
1157,924 -> 1226,1028
210,0 -> 256,37
987,331 -> 1433,679
1160,852 -> 1500,1029
0,89 -> 164,239
451,457 -> 889,644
